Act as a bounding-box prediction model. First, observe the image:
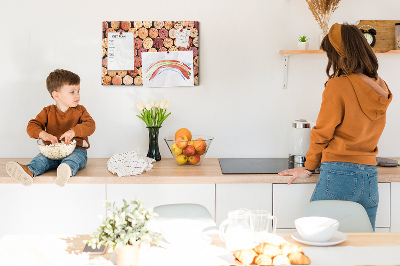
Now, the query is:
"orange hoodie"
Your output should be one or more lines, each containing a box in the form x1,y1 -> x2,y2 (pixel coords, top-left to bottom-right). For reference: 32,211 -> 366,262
305,73 -> 392,170
26,105 -> 96,149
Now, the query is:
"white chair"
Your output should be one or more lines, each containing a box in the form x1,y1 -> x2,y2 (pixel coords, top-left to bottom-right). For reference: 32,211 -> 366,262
302,200 -> 373,232
153,203 -> 217,233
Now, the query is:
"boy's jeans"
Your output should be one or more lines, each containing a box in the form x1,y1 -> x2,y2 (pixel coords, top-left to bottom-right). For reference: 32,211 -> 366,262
310,162 -> 379,230
27,148 -> 87,177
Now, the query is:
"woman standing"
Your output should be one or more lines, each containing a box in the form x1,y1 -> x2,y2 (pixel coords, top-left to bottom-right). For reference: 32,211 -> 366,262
278,23 -> 392,230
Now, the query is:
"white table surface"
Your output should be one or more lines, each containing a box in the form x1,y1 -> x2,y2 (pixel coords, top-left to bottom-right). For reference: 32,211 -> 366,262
1,233 -> 400,266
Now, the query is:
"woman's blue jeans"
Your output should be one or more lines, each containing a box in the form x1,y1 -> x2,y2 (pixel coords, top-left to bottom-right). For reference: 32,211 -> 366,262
310,162 -> 379,230
27,148 -> 87,177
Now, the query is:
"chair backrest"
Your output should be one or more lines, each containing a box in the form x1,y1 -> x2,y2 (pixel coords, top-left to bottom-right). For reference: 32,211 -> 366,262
153,203 -> 217,233
302,200 -> 373,232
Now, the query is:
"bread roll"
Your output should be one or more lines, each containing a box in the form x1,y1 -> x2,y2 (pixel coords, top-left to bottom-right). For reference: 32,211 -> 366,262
254,254 -> 273,265
272,255 -> 290,265
287,252 -> 311,265
233,249 -> 258,265
279,243 -> 303,256
254,243 -> 282,257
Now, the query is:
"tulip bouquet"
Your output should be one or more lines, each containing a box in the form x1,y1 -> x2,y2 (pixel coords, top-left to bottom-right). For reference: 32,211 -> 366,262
136,99 -> 171,127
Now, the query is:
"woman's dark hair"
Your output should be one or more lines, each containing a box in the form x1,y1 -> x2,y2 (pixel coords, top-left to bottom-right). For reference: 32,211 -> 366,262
320,23 -> 378,80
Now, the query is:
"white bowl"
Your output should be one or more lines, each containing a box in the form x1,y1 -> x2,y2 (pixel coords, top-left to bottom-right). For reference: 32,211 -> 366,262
295,216 -> 339,243
160,219 -> 204,245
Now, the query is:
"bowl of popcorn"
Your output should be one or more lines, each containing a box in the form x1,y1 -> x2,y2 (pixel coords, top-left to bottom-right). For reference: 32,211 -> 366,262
37,139 -> 76,160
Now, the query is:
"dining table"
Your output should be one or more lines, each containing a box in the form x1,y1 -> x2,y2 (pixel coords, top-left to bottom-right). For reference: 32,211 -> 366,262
0,232 -> 399,265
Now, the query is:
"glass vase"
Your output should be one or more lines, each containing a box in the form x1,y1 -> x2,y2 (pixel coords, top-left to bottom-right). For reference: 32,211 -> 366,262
147,126 -> 161,161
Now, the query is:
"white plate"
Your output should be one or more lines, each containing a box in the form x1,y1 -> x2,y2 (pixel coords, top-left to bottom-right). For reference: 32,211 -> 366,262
291,231 -> 348,246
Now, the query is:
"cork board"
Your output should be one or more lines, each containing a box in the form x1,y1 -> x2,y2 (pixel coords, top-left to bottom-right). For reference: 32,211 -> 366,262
357,20 -> 400,50
101,21 -> 199,86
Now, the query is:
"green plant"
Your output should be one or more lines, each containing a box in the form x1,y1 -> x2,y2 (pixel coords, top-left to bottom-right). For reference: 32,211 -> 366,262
298,35 -> 310,42
136,99 -> 171,127
88,200 -> 160,251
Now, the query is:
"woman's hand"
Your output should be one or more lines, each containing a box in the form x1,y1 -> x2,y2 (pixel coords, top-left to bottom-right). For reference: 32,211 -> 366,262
278,167 -> 312,185
59,129 -> 75,145
39,131 -> 58,145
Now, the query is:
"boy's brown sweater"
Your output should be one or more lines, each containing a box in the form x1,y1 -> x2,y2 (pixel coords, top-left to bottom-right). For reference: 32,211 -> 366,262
27,105 -> 96,149
305,73 -> 392,170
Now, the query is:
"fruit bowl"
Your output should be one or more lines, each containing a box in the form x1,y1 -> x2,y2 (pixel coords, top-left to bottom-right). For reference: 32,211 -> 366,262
164,136 -> 213,165
37,139 -> 76,160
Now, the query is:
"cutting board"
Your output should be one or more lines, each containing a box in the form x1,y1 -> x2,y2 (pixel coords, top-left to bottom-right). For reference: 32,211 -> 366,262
218,158 -> 291,174
357,20 -> 400,50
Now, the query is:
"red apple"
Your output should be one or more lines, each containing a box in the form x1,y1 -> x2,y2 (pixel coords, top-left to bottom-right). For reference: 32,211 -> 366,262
193,138 -> 207,152
188,154 -> 201,164
196,149 -> 206,155
175,135 -> 188,149
183,145 -> 196,156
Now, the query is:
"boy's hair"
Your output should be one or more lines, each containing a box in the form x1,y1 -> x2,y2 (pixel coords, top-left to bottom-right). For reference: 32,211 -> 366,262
321,23 -> 378,80
46,69 -> 80,97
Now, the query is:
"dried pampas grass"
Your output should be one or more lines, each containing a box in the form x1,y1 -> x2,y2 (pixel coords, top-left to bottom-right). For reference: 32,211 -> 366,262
306,0 -> 341,34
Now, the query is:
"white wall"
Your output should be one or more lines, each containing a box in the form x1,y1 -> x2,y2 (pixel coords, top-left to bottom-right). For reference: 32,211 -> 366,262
1,0 -> 399,159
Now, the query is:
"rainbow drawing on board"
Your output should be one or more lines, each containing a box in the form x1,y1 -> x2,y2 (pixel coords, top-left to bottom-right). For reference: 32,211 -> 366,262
145,60 -> 192,81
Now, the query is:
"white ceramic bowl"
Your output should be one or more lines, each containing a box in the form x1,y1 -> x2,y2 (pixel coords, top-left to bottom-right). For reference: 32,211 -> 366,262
160,219 -> 204,245
295,216 -> 339,243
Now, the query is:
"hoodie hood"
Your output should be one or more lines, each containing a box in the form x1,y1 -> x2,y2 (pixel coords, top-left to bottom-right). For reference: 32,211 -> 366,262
347,73 -> 392,120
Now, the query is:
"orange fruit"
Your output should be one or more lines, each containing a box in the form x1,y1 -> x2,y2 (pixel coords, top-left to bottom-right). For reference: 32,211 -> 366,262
175,128 -> 192,141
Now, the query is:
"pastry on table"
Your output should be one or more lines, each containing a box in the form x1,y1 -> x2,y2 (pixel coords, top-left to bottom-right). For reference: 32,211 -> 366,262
233,241 -> 311,265
254,254 -> 273,265
254,243 -> 282,258
287,252 -> 311,265
279,243 -> 303,256
233,249 -> 258,265
272,255 -> 291,265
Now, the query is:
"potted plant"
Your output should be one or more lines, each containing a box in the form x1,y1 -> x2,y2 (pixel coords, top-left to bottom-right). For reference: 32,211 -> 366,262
298,35 -> 310,50
88,200 -> 160,266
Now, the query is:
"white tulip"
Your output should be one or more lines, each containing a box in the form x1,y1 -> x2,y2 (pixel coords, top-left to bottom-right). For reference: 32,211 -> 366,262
160,101 -> 166,109
155,101 -> 160,108
136,103 -> 144,111
145,103 -> 152,110
150,100 -> 155,107
165,101 -> 170,109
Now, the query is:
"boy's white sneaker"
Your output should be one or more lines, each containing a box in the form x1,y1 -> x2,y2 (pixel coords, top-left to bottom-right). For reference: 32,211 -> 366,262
6,161 -> 34,186
56,163 -> 72,187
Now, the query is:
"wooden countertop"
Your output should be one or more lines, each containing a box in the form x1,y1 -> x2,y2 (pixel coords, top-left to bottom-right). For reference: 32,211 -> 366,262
1,158 -> 399,184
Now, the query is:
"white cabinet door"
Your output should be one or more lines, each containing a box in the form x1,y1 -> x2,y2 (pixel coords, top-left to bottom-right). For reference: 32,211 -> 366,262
0,184 -> 106,236
215,184 -> 272,226
376,183 -> 390,228
107,184 -> 215,219
273,184 -> 315,229
273,183 -> 390,230
391,183 -> 400,232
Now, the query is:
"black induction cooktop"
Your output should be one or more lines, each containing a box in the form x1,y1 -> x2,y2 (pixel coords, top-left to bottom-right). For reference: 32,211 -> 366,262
218,158 -> 293,174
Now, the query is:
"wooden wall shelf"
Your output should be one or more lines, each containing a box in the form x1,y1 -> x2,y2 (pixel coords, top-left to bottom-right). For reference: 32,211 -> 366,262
280,49 -> 400,89
280,50 -> 400,54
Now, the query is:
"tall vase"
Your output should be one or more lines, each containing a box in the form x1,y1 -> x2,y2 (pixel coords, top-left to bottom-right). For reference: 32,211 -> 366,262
147,126 -> 161,161
115,243 -> 140,266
